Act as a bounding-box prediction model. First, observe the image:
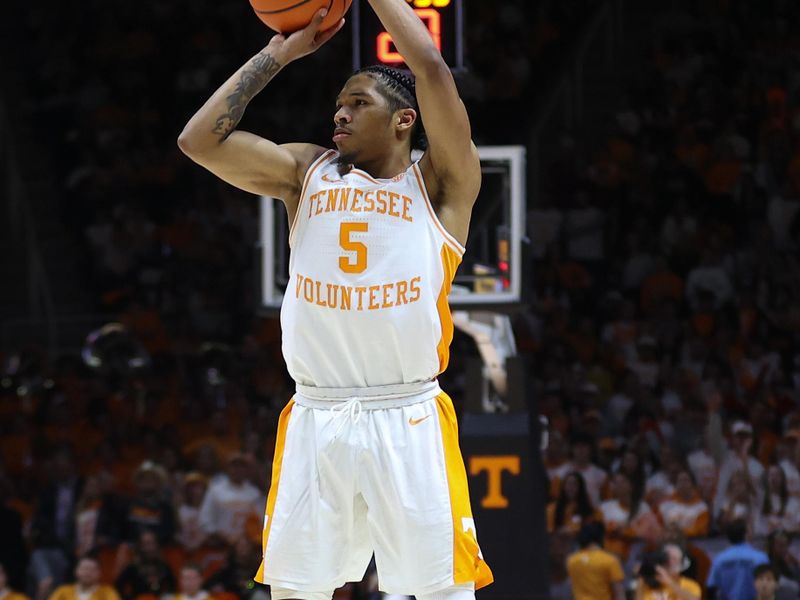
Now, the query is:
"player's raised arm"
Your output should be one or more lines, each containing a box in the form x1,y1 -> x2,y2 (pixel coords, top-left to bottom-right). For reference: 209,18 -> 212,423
177,11 -> 344,210
367,0 -> 480,244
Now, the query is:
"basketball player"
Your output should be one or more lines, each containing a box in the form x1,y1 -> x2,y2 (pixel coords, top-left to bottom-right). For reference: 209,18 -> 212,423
178,2 -> 492,599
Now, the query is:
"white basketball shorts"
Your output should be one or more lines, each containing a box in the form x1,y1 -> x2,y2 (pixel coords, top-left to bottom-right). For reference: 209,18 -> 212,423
253,381 -> 493,596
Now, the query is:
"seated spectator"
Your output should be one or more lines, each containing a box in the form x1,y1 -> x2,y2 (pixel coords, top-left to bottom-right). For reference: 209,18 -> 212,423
547,471 -> 599,536
205,538 -> 268,600
601,472 -> 661,560
635,543 -> 701,600
162,564 -> 208,600
47,556 -> 120,600
198,453 -> 264,546
566,522 -> 625,600
114,530 -> 175,600
30,447 -> 84,600
753,563 -> 779,600
766,530 -> 800,599
658,468 -> 710,538
754,465 -> 800,537
567,434 -> 608,508
0,480 -> 27,590
0,563 -> 28,600
707,519 -> 769,600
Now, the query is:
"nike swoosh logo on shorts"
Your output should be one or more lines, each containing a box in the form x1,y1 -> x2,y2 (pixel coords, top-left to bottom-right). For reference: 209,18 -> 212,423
408,415 -> 431,426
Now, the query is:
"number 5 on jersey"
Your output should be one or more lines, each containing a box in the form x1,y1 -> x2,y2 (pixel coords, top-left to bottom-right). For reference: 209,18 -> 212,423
339,222 -> 368,273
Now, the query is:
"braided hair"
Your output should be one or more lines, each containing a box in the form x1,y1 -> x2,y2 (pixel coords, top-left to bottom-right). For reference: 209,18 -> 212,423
354,65 -> 427,151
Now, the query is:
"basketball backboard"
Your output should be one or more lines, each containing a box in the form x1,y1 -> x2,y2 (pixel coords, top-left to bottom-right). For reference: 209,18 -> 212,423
258,145 -> 525,312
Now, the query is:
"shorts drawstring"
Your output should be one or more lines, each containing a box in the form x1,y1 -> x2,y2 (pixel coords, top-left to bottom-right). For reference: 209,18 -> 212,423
330,397 -> 363,437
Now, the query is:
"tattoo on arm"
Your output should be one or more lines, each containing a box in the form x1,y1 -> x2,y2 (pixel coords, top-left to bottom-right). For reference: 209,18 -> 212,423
212,51 -> 282,140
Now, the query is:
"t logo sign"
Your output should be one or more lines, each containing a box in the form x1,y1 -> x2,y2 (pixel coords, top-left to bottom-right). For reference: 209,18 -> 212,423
468,455 -> 521,509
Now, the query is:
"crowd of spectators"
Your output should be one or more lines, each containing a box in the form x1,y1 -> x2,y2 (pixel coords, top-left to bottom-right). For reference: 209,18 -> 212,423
3,0 -> 800,599
522,0 -> 800,597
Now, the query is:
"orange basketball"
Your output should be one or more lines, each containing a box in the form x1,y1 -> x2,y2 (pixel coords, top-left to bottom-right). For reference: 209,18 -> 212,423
249,0 -> 352,34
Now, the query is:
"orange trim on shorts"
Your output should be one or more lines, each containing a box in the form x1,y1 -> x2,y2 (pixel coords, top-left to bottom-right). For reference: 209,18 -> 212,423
411,163 -> 466,256
289,150 -> 337,246
436,244 -> 461,374
255,398 -> 295,583
435,393 -> 494,590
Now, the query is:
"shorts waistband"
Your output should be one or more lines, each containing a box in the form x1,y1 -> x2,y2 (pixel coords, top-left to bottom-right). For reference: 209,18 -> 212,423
294,380 -> 441,410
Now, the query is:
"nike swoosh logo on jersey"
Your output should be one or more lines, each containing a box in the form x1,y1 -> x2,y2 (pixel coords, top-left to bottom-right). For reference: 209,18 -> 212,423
408,415 -> 431,426
321,173 -> 342,183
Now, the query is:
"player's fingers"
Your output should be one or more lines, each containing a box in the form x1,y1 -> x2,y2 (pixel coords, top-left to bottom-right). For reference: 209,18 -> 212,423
314,18 -> 345,47
302,8 -> 328,39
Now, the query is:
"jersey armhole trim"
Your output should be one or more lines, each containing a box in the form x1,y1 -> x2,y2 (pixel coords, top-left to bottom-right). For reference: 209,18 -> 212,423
411,163 -> 466,256
289,149 -> 338,247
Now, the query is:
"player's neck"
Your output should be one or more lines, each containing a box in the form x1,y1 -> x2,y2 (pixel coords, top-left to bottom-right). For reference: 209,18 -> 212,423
347,150 -> 412,180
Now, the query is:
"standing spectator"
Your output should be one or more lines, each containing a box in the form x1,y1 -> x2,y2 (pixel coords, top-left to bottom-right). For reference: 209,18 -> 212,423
601,472 -> 661,560
717,471 -> 758,532
635,543 -> 701,600
114,530 -> 176,600
120,462 -> 175,544
175,473 -> 207,552
568,434 -> 608,508
753,564 -> 778,600
706,519 -> 769,600
47,557 -> 120,600
566,522 -> 625,600
547,471 -> 598,536
713,421 -> 764,522
755,465 -> 800,537
198,453 -> 264,545
776,431 -> 800,497
30,447 -> 84,600
658,468 -> 710,538
0,563 -> 28,600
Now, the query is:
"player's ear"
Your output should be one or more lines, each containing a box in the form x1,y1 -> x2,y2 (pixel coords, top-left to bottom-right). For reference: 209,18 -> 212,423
396,108 -> 417,133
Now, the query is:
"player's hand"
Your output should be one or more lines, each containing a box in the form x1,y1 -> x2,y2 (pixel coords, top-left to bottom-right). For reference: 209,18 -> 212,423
268,9 -> 345,63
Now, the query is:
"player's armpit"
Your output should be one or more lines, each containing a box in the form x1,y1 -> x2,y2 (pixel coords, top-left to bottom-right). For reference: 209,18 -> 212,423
182,132 -> 326,202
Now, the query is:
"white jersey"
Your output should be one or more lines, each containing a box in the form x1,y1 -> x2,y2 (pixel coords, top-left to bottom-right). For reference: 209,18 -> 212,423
280,150 -> 465,388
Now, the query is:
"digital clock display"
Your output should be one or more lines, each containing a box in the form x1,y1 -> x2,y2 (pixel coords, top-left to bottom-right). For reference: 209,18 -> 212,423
352,0 -> 464,73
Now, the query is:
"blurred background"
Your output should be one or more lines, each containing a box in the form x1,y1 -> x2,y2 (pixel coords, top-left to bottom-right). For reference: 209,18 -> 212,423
1,0 -> 800,599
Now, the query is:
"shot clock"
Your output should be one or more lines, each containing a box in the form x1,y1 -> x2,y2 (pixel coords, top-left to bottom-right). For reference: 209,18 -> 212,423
352,0 -> 465,73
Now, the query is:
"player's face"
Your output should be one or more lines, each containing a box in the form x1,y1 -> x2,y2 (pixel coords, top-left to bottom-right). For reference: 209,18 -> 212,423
334,75 -> 396,164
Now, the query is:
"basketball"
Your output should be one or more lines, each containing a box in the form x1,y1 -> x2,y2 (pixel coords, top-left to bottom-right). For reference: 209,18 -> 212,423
249,0 -> 352,34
